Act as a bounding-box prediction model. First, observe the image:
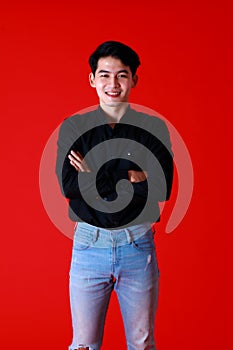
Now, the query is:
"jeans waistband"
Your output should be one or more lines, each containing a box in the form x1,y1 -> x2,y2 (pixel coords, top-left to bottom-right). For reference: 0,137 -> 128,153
74,222 -> 152,248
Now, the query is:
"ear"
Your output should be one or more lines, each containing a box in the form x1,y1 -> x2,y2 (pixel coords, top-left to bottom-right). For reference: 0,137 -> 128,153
132,74 -> 138,88
89,73 -> 96,88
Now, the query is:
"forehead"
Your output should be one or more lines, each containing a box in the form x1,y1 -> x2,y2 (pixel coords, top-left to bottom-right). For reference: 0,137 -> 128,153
96,56 -> 131,73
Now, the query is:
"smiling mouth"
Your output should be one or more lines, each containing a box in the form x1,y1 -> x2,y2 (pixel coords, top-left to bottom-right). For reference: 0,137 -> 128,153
105,91 -> 121,97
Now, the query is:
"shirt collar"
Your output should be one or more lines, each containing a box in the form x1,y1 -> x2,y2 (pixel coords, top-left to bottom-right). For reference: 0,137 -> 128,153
96,104 -> 132,125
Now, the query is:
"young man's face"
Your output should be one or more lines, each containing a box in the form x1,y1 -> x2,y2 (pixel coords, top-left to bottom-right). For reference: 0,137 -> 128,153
89,56 -> 138,107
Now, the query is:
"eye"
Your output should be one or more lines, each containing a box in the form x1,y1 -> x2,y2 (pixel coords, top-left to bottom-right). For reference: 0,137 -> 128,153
118,74 -> 128,78
100,73 -> 109,78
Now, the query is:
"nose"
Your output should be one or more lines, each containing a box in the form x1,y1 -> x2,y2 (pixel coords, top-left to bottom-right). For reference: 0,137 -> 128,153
110,75 -> 120,88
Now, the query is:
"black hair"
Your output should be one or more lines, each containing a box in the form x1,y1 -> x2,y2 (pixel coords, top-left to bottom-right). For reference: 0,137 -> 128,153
88,41 -> 141,76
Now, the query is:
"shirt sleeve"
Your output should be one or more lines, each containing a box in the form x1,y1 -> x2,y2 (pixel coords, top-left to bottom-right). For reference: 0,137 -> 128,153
55,118 -> 129,201
128,117 -> 174,203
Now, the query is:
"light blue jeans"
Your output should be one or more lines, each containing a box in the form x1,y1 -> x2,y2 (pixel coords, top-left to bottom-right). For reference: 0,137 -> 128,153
69,222 -> 159,350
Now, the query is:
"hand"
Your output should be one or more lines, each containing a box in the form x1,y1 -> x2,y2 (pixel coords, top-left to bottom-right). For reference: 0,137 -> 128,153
68,151 -> 91,172
128,170 -> 148,183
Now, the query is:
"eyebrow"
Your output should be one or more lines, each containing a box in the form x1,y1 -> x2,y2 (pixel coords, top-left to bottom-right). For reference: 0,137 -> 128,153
97,69 -> 129,74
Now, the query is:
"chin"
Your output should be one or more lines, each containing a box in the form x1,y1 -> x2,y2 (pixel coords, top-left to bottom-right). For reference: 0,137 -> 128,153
102,100 -> 124,106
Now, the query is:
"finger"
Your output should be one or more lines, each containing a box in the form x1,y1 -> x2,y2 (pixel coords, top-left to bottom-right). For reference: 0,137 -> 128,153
78,162 -> 90,172
69,152 -> 90,172
70,150 -> 83,161
128,171 -> 147,183
68,154 -> 82,165
70,159 -> 80,171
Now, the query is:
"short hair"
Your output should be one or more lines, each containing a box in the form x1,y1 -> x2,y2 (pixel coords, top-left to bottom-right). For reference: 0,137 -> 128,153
89,41 -> 141,76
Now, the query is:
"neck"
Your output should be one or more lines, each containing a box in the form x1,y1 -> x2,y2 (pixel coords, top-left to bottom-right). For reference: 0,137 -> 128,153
100,102 -> 129,124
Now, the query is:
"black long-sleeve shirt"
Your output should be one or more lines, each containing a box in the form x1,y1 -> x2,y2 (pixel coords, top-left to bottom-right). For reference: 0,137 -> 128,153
56,105 -> 174,229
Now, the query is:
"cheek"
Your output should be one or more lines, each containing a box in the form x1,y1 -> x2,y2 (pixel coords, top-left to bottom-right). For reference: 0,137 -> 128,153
125,84 -> 133,94
95,84 -> 105,98
95,81 -> 105,91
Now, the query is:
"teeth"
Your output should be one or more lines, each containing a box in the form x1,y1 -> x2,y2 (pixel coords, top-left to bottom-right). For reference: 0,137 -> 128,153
106,92 -> 120,96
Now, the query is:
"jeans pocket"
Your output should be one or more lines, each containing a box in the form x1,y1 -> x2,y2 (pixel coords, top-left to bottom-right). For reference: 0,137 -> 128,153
73,239 -> 91,251
132,229 -> 155,252
73,226 -> 93,251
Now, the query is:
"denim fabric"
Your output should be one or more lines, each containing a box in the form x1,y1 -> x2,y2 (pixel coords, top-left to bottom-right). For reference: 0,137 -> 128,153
69,222 -> 159,350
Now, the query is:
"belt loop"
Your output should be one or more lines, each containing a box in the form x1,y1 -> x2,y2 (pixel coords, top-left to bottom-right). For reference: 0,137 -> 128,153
125,229 -> 133,243
92,228 -> 99,243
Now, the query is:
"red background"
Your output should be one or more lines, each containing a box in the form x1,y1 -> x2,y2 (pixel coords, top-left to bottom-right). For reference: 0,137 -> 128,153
1,0 -> 233,349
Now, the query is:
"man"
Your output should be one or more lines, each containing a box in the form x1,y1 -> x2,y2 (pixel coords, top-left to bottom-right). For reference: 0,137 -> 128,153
56,41 -> 173,350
